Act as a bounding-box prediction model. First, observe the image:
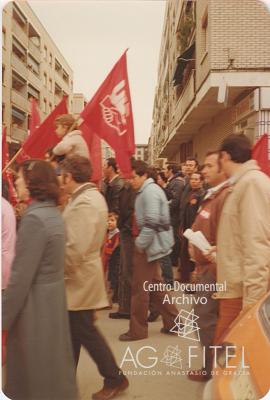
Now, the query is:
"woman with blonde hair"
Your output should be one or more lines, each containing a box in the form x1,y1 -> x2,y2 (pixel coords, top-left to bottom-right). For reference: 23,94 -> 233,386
53,113 -> 90,159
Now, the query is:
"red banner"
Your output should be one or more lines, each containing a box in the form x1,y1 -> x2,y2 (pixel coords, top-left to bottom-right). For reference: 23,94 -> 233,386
22,96 -> 68,159
252,133 -> 270,176
80,51 -> 135,177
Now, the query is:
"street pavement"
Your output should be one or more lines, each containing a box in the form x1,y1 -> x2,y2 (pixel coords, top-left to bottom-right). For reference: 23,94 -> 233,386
77,295 -> 206,400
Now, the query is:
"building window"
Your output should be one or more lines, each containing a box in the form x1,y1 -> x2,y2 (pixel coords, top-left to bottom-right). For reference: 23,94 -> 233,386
49,78 -> 52,92
43,72 -> 47,87
2,65 -> 5,85
43,98 -> 47,113
201,9 -> 208,56
55,58 -> 62,73
2,29 -> 6,47
43,45 -> 47,60
27,84 -> 40,103
49,102 -> 52,113
12,36 -> 27,62
27,54 -> 40,76
49,53 -> 52,66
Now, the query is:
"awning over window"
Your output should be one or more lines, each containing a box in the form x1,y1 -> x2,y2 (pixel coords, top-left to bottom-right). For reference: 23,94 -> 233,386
172,42 -> 195,86
12,107 -> 26,121
28,85 -> 39,99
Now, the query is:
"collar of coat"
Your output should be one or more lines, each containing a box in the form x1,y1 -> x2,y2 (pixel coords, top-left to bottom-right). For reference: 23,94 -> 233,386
229,159 -> 260,185
25,200 -> 56,214
138,177 -> 155,194
65,129 -> 82,138
70,182 -> 96,202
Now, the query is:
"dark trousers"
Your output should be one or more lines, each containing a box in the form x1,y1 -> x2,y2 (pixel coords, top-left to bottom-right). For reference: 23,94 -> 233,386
180,237 -> 195,282
170,224 -> 180,266
69,310 -> 123,387
160,255 -> 174,285
194,269 -> 218,375
118,233 -> 134,314
129,249 -> 178,338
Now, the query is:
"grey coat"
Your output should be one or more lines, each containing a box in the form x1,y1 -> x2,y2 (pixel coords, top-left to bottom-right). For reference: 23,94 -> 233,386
2,201 -> 77,400
135,178 -> 174,262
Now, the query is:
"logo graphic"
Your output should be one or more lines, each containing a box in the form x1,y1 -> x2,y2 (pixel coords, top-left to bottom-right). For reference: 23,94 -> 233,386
160,345 -> 182,369
170,309 -> 200,342
100,80 -> 130,136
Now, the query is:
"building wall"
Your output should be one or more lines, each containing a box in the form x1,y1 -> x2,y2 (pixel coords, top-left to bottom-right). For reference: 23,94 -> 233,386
210,0 -> 270,71
193,107 -> 234,164
2,1 -> 73,150
150,0 -> 270,164
196,0 -> 210,90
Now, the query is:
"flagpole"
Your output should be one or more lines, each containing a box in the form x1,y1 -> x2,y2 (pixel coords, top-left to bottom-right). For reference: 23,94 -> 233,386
2,148 -> 23,174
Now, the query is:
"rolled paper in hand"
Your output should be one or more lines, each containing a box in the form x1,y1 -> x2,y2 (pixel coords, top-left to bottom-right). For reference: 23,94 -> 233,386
183,229 -> 216,261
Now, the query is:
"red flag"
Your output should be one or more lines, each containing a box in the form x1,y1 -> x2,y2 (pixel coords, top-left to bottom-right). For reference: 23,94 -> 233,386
252,134 -> 270,176
80,50 -> 135,177
22,96 -> 68,158
80,122 -> 102,183
2,127 -> 19,206
29,97 -> 40,136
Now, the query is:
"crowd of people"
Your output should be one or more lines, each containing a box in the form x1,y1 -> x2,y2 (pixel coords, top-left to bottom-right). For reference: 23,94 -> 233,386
2,113 -> 270,399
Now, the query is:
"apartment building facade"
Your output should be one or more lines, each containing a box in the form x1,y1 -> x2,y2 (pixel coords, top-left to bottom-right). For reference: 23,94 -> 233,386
149,0 -> 270,165
2,1 -> 73,155
135,144 -> 148,162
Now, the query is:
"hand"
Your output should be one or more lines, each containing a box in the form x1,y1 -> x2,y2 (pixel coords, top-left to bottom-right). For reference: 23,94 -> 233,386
136,246 -> 144,254
188,243 -> 195,260
204,246 -> 217,263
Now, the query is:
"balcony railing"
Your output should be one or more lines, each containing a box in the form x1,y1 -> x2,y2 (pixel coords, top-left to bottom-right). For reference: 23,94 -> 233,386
11,126 -> 28,142
28,40 -> 41,62
12,20 -> 28,47
28,68 -> 41,89
11,89 -> 29,112
11,54 -> 28,79
174,69 -> 195,124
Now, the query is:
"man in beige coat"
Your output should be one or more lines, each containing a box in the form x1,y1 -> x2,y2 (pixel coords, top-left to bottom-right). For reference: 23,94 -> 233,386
61,156 -> 128,400
213,134 -> 270,344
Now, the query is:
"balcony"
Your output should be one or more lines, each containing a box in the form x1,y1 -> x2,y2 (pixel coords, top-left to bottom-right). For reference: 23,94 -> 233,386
11,89 -> 28,112
28,40 -> 41,62
12,20 -> 28,48
11,54 -> 28,79
174,70 -> 195,124
11,126 -> 28,142
28,68 -> 41,89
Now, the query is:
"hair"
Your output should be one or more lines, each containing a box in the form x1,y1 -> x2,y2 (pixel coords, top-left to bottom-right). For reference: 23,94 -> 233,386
20,159 -> 60,204
186,156 -> 199,167
166,164 -> 179,175
219,134 -> 252,163
158,171 -> 167,183
108,212 -> 119,220
106,157 -> 118,173
205,150 -> 219,157
132,160 -> 149,176
61,156 -> 92,183
147,166 -> 158,183
191,171 -> 204,181
54,114 -> 78,131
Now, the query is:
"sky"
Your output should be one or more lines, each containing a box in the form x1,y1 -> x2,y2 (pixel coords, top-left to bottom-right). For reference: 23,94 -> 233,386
28,0 -> 166,144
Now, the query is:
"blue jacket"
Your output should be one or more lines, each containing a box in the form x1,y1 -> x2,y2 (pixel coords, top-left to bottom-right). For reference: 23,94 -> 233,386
135,178 -> 174,261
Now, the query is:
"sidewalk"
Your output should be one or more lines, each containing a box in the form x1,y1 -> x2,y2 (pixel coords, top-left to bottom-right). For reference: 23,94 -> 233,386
77,299 -> 206,400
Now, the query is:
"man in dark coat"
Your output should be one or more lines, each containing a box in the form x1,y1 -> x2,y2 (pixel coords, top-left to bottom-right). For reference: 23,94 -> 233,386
102,157 -> 124,214
109,180 -> 136,319
165,164 -> 185,267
